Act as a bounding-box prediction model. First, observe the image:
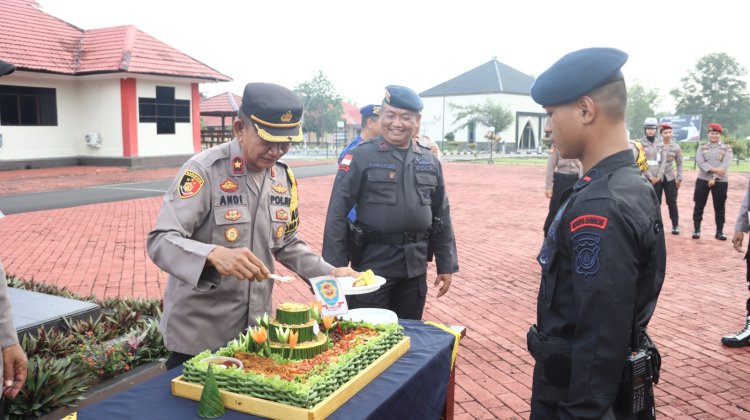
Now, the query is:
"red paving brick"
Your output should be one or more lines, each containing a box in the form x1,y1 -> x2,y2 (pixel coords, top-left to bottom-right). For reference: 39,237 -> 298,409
2,162 -> 750,418
0,159 -> 335,195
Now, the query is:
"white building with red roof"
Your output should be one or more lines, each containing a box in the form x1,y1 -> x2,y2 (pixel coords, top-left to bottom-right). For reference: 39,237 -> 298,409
0,0 -> 230,169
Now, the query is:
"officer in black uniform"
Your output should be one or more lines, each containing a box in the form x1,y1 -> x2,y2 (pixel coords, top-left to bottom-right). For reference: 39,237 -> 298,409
322,85 -> 458,320
527,48 -> 666,419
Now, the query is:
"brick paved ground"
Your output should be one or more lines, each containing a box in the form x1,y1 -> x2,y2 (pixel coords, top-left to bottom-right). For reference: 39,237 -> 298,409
0,159 -> 334,195
1,162 -> 750,418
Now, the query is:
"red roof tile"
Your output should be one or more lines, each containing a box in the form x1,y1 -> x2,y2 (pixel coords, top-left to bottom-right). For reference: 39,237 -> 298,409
342,102 -> 361,125
0,0 -> 230,81
201,92 -> 243,115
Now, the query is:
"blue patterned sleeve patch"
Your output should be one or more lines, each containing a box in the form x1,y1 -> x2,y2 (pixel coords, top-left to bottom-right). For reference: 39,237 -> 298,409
572,231 -> 602,277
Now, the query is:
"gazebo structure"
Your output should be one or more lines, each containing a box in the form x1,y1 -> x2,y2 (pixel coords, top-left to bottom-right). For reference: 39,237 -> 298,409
200,92 -> 242,149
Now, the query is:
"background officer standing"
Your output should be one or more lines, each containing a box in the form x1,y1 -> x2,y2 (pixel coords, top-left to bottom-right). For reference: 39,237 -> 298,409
322,85 -> 458,320
0,59 -> 28,419
655,123 -> 683,234
724,180 -> 750,347
338,104 -> 381,163
543,133 -> 581,236
692,123 -> 732,240
148,83 -> 357,369
527,48 -> 665,419
639,117 -> 663,186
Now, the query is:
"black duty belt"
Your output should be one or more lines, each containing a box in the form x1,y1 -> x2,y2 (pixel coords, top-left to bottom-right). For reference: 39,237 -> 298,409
367,231 -> 430,245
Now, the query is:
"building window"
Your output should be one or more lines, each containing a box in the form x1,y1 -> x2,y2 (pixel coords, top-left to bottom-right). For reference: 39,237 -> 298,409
0,85 -> 58,126
138,86 -> 190,134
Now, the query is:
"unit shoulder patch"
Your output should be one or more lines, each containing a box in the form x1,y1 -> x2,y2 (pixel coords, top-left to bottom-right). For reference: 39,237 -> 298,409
178,170 -> 204,199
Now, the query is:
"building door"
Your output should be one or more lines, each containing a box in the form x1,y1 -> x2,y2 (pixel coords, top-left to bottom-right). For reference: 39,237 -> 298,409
518,120 -> 536,150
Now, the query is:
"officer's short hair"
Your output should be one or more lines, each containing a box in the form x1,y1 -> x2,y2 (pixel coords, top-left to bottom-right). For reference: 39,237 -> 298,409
588,79 -> 627,122
361,115 -> 378,129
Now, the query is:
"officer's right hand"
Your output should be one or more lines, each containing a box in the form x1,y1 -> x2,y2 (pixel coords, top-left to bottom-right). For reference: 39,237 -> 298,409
732,231 -> 744,253
713,168 -> 726,177
708,179 -> 716,188
544,190 -> 553,199
206,246 -> 271,281
649,176 -> 660,185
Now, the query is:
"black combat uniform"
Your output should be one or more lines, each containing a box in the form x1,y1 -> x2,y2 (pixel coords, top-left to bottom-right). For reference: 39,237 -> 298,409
530,150 -> 666,419
322,136 -> 458,319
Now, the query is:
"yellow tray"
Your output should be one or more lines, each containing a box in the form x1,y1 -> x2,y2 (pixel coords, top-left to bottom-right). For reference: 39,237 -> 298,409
172,336 -> 410,420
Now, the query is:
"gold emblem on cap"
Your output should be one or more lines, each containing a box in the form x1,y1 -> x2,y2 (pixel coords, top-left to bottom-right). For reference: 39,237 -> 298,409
280,110 -> 293,123
373,106 -> 381,115
384,89 -> 391,103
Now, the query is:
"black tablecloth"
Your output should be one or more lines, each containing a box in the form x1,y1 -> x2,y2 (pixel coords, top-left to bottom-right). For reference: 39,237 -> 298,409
77,320 -> 455,419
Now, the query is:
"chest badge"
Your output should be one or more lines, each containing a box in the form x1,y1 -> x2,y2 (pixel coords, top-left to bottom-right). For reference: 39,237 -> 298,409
275,209 -> 289,220
388,171 -> 396,180
224,209 -> 241,221
272,183 -> 288,194
275,225 -> 285,239
225,227 -> 240,242
178,170 -> 204,199
220,179 -> 238,193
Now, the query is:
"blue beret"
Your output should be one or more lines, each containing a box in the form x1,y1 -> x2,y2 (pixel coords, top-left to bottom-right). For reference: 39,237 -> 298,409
360,104 -> 381,118
383,85 -> 423,111
531,47 -> 628,106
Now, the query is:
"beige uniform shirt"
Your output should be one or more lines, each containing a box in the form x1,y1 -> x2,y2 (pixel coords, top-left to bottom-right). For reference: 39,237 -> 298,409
639,138 -> 663,179
147,139 -> 333,355
696,142 -> 732,182
658,142 -> 683,182
0,262 -> 20,382
544,149 -> 581,190
736,183 -> 750,233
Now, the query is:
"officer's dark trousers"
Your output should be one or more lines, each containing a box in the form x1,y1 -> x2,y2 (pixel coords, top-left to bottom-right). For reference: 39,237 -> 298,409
346,273 -> 427,320
530,392 -> 651,420
165,351 -> 194,370
745,248 -> 750,316
543,173 -> 578,236
654,179 -> 679,227
692,179 -> 728,232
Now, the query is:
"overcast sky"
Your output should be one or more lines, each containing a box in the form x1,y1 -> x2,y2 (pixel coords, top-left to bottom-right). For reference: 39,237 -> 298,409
38,0 -> 750,113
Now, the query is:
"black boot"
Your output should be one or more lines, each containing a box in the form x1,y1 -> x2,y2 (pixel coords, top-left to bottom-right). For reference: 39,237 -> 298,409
722,316 -> 750,347
672,226 -> 680,235
692,223 -> 700,239
716,223 -> 727,240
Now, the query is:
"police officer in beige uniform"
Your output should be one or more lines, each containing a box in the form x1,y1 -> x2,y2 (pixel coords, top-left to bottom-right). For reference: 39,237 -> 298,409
148,83 -> 357,369
543,140 -> 581,235
692,123 -> 732,240
725,180 -> 750,347
655,123 -> 683,234
639,117 -> 663,186
0,59 -> 28,418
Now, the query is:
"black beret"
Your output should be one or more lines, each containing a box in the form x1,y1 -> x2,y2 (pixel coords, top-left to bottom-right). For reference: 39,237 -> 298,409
383,85 -> 423,111
240,82 -> 303,143
0,59 -> 16,77
531,47 -> 628,106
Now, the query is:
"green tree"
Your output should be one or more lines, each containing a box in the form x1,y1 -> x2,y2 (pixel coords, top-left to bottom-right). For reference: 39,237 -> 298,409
294,71 -> 343,142
450,99 -> 512,139
626,82 -> 660,139
671,52 -> 750,134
